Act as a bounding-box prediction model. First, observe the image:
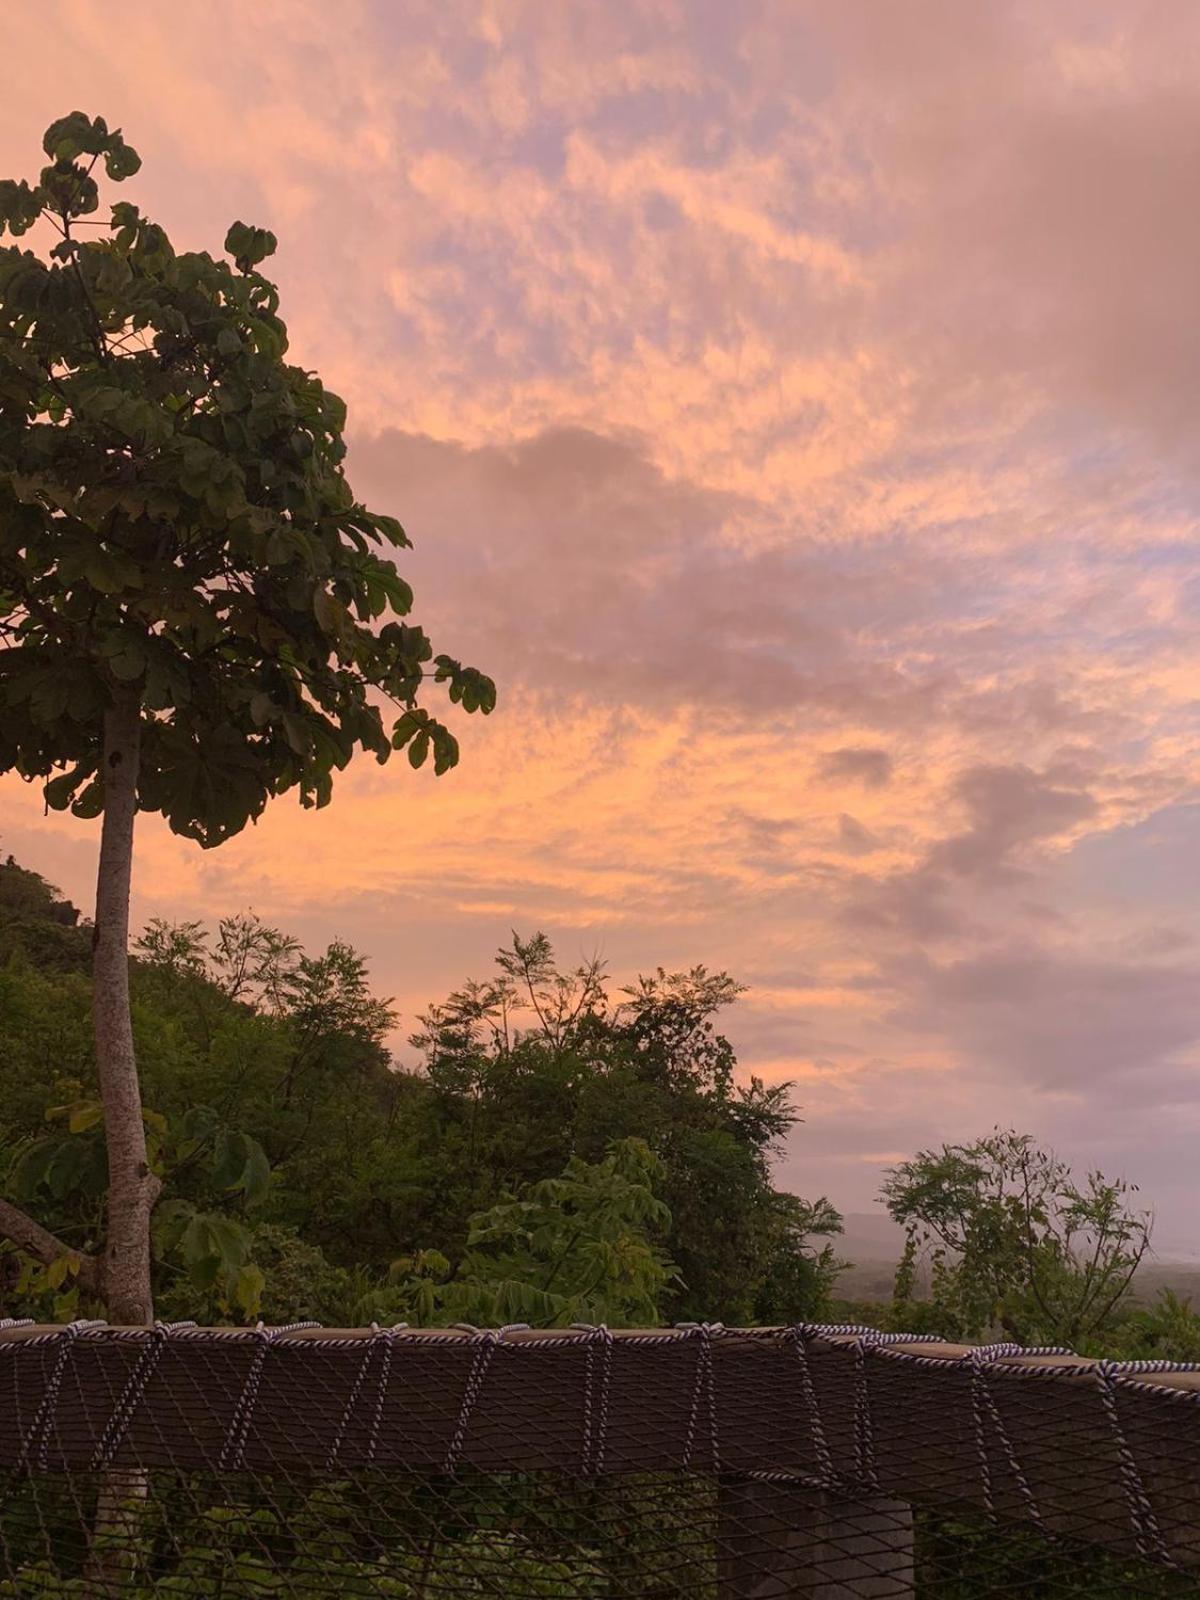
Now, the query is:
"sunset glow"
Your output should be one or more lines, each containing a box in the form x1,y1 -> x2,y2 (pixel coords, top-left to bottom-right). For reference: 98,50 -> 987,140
4,1 -> 1200,1234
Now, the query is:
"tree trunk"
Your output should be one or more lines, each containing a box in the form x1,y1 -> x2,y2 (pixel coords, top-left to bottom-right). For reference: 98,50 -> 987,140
92,690 -> 159,1325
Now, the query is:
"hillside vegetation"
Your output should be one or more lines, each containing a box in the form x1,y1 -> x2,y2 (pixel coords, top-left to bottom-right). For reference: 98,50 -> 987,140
4,849 -> 1199,1363
0,851 -> 841,1329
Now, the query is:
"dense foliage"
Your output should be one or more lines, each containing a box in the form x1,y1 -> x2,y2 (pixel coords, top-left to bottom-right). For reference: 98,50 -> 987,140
0,108 -> 495,1328
0,852 -> 843,1328
5,847 -> 1200,1366
5,853 -> 1200,1595
0,112 -> 494,841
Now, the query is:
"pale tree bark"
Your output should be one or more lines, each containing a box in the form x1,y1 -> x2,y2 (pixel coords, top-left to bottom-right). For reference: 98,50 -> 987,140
0,691 -> 158,1324
92,690 -> 160,1325
85,693 -> 160,1595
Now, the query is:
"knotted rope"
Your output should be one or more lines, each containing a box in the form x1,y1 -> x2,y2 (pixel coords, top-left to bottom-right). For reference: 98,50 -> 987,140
442,1324 -> 529,1475
678,1322 -> 723,1473
573,1323 -> 614,1476
1097,1360 -> 1169,1565
326,1322 -> 409,1472
92,1320 -> 197,1470
17,1318 -> 106,1472
218,1321 -> 321,1471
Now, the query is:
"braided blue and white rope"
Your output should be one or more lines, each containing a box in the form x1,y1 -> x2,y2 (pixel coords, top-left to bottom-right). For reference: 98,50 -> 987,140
441,1324 -> 529,1474
92,1320 -> 196,1470
573,1324 -> 614,1477
218,1321 -> 321,1472
16,1318 -> 106,1471
325,1322 -> 408,1472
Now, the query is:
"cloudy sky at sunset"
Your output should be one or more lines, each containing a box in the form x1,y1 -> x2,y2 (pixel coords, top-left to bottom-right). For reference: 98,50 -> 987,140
5,1 -> 1200,1238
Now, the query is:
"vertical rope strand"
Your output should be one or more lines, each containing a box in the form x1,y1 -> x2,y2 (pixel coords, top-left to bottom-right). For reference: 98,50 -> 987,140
1098,1362 -> 1168,1564
442,1328 -> 513,1475
219,1321 -> 319,1472
574,1324 -> 614,1476
326,1323 -> 407,1472
91,1320 -> 195,1470
852,1337 -> 880,1491
365,1324 -> 403,1467
17,1320 -> 105,1472
679,1323 -> 723,1472
787,1326 -> 833,1481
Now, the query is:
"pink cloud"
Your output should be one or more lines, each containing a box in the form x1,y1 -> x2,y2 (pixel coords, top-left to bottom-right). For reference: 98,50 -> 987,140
4,0 -> 1200,1225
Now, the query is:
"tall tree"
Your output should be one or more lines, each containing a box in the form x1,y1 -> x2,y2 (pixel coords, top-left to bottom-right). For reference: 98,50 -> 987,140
0,114 -> 494,1322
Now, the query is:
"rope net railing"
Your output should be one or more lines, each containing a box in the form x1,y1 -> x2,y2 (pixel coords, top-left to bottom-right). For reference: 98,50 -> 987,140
3,1320 -> 1200,1596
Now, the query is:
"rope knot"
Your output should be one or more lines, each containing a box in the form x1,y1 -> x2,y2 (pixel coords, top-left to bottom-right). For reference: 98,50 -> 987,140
573,1324 -> 614,1477
677,1323 -> 722,1473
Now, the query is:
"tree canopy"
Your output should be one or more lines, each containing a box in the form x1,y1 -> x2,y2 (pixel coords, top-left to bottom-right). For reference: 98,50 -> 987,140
0,110 -> 496,1324
0,110 -> 494,845
883,1128 -> 1152,1347
0,855 -> 844,1328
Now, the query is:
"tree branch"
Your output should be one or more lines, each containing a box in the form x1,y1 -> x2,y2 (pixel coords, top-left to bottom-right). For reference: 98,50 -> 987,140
0,571 -> 70,644
0,1196 -> 101,1295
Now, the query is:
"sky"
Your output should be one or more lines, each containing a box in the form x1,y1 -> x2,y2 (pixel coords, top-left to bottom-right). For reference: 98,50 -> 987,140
3,1 -> 1200,1242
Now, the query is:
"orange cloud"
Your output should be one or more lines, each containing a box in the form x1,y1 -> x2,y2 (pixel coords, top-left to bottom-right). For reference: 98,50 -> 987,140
4,1 -> 1200,1223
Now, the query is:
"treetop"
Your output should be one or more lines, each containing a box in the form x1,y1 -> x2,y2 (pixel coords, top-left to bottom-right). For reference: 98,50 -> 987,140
0,113 -> 495,846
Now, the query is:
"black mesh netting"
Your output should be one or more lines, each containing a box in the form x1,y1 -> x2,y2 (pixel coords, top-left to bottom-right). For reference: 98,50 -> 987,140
2,1320 -> 1200,1597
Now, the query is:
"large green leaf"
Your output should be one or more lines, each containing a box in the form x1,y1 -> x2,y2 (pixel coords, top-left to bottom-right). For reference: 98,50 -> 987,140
1,110 -> 494,855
